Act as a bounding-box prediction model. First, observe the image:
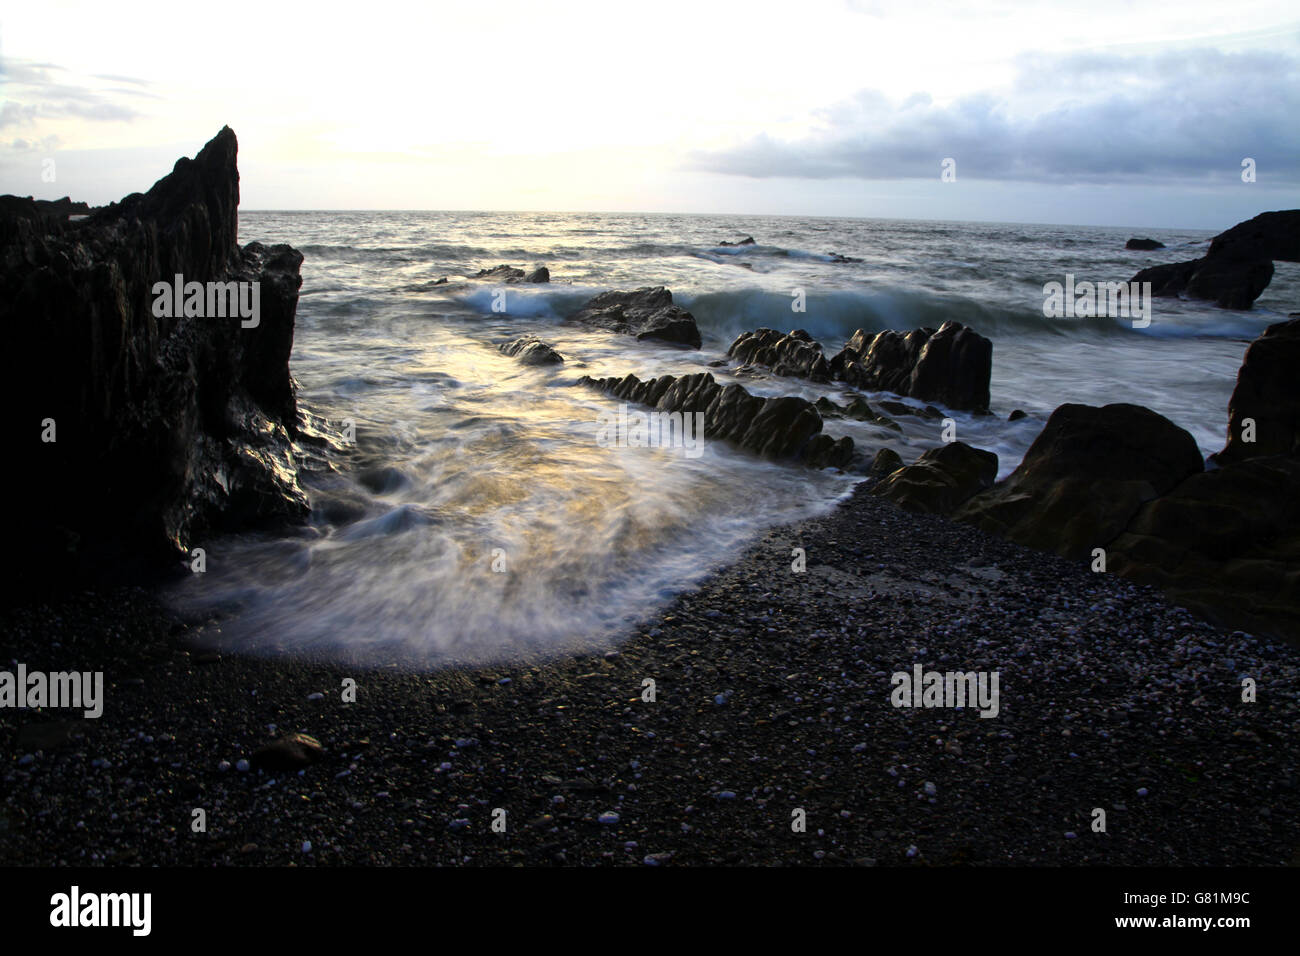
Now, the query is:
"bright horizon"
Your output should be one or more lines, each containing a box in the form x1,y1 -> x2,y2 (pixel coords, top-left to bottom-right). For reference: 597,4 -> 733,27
3,0 -> 1298,229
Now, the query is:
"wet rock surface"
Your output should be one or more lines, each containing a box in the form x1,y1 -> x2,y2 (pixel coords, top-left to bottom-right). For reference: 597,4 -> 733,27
578,371 -> 855,470
871,442 -> 998,515
501,335 -> 565,366
953,403 -> 1204,560
568,287 -> 702,349
0,127 -> 315,591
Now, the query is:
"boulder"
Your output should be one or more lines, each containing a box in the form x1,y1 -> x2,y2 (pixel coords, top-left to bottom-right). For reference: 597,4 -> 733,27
833,322 -> 992,412
1207,210 -> 1300,262
578,371 -> 854,469
0,127 -> 311,588
868,447 -> 904,478
870,442 -> 998,514
500,336 -> 564,366
953,403 -> 1204,560
568,287 -> 702,349
1107,455 -> 1300,641
1212,316 -> 1300,464
1125,237 -> 1165,250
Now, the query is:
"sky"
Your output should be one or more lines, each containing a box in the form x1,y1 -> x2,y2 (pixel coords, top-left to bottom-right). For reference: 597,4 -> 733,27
2,0 -> 1297,228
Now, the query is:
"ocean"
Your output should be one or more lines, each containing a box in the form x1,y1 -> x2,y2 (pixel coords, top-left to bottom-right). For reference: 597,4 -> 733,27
164,211 -> 1299,665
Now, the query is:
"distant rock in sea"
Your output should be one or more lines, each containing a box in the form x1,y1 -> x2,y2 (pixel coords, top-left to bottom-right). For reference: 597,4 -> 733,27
568,287 -> 702,349
1129,209 -> 1299,309
474,264 -> 550,283
717,236 -> 755,247
0,127 -> 316,589
1125,237 -> 1165,250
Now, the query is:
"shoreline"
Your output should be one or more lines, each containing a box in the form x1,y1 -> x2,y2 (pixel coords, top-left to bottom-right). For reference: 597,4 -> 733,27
4,481 -> 1297,866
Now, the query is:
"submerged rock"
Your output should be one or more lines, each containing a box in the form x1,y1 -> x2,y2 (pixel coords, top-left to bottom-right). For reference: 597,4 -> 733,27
870,443 -> 998,514
1,127 -> 312,588
500,335 -> 564,366
568,287 -> 702,349
953,403 -> 1204,560
718,236 -> 755,247
1125,237 -> 1165,250
578,371 -> 854,469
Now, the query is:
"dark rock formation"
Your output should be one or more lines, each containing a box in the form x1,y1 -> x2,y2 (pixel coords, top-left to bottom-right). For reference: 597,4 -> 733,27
831,322 -> 992,412
1129,209 -> 1298,309
814,396 -> 902,431
568,287 -> 702,349
578,371 -> 854,469
1102,316 -> 1300,640
953,404 -> 1204,560
868,447 -> 904,478
0,196 -> 92,234
1125,237 -> 1165,250
728,328 -> 832,382
1,127 -> 314,588
726,321 -> 992,413
826,251 -> 864,263
1008,409 -> 1027,421
500,335 -> 564,366
473,264 -> 550,283
1207,210 -> 1300,262
718,236 -> 755,247
1212,316 -> 1300,465
870,442 -> 998,515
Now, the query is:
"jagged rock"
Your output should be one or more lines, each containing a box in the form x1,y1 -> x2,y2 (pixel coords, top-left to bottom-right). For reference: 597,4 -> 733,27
868,447 -> 904,478
500,335 -> 564,366
568,287 -> 702,349
474,265 -> 525,281
1212,316 -> 1300,464
1,127 -> 311,587
718,236 -> 755,247
832,322 -> 991,412
524,266 -> 550,283
578,371 -> 853,469
0,196 -> 92,234
1129,209 -> 1298,309
728,328 -> 832,382
870,442 -> 998,514
251,732 -> 325,771
1125,237 -> 1165,250
953,403 -> 1204,560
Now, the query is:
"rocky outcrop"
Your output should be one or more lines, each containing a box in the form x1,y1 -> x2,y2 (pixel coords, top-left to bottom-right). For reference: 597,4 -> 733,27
726,321 -> 992,413
953,404 -> 1204,560
500,335 -> 564,365
1212,316 -> 1300,465
578,371 -> 855,469
728,328 -> 832,382
718,236 -> 755,247
1207,210 -> 1300,262
1102,315 -> 1300,640
832,322 -> 992,412
0,196 -> 92,235
474,264 -> 550,283
870,442 -> 998,515
568,287 -> 702,349
1,127 -> 314,588
1129,209 -> 1298,309
1125,237 -> 1165,250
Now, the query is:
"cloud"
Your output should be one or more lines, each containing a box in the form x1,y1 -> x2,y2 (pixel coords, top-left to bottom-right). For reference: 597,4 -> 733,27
0,59 -> 150,129
688,48 -> 1300,185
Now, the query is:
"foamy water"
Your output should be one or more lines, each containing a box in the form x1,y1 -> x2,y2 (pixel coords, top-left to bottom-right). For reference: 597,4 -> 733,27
163,212 -> 1299,665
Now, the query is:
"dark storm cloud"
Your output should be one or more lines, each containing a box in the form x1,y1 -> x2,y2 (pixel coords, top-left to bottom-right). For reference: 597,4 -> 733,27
0,59 -> 147,128
689,48 -> 1300,184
